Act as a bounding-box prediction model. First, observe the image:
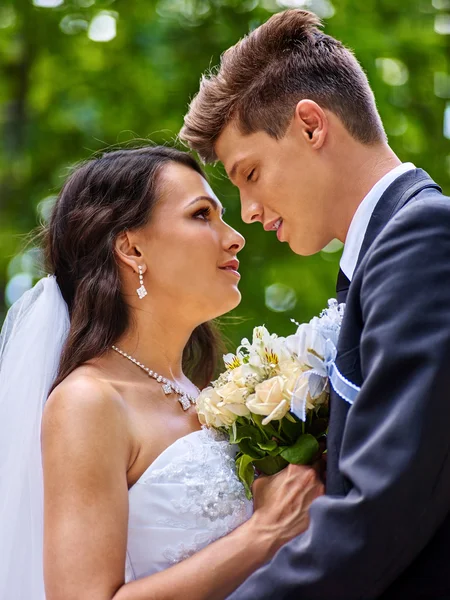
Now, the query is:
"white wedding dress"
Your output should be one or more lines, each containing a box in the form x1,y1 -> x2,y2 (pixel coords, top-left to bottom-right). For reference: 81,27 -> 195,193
124,427 -> 253,582
0,278 -> 253,597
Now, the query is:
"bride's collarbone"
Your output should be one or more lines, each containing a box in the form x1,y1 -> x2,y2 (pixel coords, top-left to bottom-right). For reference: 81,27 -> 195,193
68,364 -> 201,489
125,402 -> 201,489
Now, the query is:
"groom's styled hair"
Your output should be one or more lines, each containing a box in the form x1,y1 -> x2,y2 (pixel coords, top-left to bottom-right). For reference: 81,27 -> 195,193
180,9 -> 386,162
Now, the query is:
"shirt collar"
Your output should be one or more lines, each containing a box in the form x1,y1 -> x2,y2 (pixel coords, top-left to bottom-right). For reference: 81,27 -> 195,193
340,162 -> 416,281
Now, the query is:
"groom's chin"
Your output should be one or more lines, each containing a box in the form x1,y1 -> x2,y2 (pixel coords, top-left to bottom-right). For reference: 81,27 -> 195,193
287,240 -> 324,257
286,234 -> 335,257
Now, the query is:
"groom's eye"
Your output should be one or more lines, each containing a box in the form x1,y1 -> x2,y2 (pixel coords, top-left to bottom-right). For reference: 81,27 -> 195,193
246,169 -> 256,182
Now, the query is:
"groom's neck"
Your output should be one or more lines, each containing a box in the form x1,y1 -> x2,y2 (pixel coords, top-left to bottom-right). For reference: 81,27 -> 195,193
331,142 -> 401,243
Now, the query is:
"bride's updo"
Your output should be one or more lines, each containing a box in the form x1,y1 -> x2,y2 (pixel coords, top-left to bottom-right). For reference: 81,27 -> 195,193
45,146 -> 222,391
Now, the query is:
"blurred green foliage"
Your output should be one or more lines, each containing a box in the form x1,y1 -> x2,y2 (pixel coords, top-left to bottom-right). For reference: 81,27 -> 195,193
1,0 -> 449,350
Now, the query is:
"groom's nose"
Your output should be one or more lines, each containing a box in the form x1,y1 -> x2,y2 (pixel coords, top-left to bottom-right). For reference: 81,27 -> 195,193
241,195 -> 263,224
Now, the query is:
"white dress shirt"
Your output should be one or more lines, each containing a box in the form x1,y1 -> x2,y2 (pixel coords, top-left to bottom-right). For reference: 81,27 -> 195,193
340,162 -> 416,281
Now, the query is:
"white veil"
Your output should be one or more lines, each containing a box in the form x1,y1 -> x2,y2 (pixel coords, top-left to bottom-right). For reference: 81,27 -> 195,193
0,276 -> 70,599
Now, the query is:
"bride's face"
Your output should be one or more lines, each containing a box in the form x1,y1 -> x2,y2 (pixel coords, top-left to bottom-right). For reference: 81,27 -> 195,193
135,162 -> 245,324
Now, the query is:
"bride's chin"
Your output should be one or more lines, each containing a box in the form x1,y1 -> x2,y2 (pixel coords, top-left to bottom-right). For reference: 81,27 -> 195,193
229,289 -> 242,309
210,289 -> 242,319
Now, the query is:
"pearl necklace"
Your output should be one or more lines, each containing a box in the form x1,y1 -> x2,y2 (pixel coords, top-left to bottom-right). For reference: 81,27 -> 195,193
111,345 -> 197,411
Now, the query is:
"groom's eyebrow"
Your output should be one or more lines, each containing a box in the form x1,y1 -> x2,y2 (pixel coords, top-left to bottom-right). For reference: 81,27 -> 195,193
229,160 -> 242,182
189,196 -> 226,216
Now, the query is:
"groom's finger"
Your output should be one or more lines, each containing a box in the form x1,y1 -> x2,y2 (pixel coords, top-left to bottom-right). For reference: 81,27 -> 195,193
312,456 -> 327,484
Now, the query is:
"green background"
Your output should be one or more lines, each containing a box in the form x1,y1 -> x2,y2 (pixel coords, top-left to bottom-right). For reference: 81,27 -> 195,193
1,0 -> 449,352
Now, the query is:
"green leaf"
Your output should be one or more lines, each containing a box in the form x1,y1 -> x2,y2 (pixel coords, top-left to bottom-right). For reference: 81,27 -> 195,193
231,420 -> 237,442
230,424 -> 253,444
280,415 -> 303,443
238,438 -> 265,459
280,434 -> 319,465
251,413 -> 277,439
284,412 -> 297,423
252,413 -> 290,444
256,439 -> 283,456
267,445 -> 283,456
236,454 -> 255,500
253,454 -> 289,475
257,439 -> 278,452
232,423 -> 263,445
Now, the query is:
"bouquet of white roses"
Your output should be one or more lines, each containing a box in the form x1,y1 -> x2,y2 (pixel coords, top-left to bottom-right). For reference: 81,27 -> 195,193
196,299 -> 345,498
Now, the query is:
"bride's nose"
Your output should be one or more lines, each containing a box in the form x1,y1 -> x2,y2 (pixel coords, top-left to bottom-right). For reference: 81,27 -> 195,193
224,225 -> 245,253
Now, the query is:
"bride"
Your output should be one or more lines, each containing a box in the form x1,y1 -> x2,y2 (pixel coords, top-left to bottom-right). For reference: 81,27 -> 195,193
0,146 -> 323,600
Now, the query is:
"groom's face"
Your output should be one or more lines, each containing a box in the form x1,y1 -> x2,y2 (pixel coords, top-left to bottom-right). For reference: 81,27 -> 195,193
215,120 -> 333,256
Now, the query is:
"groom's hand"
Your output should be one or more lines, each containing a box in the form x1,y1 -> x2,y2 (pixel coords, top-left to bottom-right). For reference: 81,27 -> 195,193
251,464 -> 324,554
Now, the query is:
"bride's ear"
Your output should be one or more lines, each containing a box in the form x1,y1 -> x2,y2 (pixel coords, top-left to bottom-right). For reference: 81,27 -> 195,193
114,231 -> 146,274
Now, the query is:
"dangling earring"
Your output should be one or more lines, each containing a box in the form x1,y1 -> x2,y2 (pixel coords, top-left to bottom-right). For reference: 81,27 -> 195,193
136,265 -> 147,300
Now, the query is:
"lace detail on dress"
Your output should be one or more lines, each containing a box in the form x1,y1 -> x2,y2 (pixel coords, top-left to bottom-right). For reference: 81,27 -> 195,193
125,427 -> 253,579
142,428 -> 249,565
162,532 -> 217,564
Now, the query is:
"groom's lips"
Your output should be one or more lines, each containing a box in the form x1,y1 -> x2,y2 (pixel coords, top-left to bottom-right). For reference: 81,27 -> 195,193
264,217 -> 284,240
276,220 -> 284,241
263,218 -> 281,232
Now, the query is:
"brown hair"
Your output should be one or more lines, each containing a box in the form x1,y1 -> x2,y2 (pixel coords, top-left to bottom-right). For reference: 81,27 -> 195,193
45,146 -> 223,391
180,9 -> 386,162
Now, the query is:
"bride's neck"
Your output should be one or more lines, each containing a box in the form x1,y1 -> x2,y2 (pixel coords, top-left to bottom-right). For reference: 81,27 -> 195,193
115,304 -> 194,382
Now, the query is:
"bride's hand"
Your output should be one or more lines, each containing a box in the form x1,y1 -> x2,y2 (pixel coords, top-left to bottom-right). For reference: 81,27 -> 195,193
250,463 -> 324,554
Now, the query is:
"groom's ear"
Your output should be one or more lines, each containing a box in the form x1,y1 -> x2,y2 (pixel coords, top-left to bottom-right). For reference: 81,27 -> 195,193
294,99 -> 328,150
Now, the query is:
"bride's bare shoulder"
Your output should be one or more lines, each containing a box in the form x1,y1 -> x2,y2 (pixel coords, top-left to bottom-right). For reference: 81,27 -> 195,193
42,369 -> 130,458
46,367 -> 125,414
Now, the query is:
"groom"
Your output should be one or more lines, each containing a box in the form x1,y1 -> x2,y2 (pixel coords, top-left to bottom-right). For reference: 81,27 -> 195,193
180,8 -> 450,600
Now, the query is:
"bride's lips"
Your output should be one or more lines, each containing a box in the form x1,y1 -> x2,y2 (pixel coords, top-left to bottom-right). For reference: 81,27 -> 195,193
218,258 -> 240,278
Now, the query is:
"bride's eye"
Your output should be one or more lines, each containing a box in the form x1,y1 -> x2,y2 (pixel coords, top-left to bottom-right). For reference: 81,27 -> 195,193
193,206 -> 211,221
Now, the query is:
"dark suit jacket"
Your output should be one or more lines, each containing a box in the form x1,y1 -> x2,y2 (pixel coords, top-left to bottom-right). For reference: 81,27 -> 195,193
228,169 -> 450,599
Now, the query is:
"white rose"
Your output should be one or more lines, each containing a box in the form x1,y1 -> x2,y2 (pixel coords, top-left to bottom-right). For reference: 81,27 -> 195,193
246,376 -> 291,424
196,387 -> 238,428
282,368 -> 303,397
287,372 -> 310,419
278,356 -> 303,379
215,381 -> 251,417
287,369 -> 328,420
262,399 -> 290,425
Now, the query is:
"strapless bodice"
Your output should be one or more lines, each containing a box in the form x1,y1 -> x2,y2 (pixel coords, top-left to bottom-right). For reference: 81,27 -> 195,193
125,427 -> 253,582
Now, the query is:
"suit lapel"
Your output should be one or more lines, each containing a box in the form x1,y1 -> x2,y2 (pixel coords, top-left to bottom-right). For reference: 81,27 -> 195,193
327,169 -> 441,496
336,268 -> 350,305
335,170 -> 439,306
354,169 -> 441,275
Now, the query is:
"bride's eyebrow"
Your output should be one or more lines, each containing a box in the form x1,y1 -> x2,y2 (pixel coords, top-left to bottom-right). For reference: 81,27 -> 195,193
188,196 -> 226,216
